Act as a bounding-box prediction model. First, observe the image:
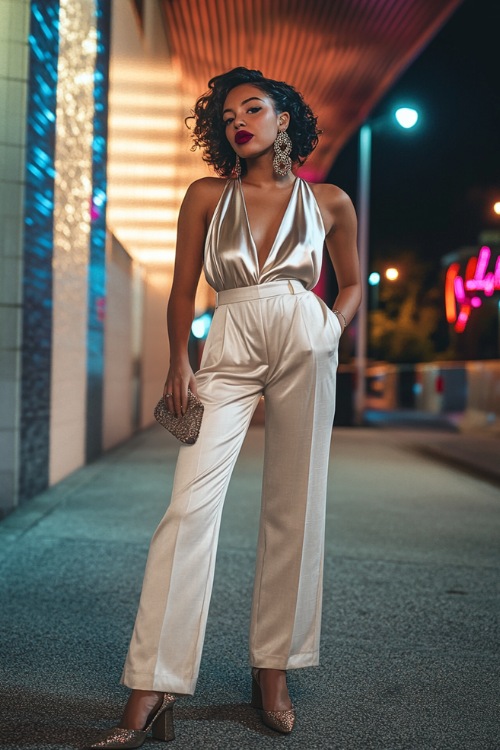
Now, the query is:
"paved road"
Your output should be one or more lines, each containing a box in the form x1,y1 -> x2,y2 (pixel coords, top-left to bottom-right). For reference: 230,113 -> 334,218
0,425 -> 498,749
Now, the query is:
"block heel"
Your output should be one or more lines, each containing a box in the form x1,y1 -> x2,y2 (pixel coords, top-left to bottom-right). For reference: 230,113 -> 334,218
151,704 -> 175,742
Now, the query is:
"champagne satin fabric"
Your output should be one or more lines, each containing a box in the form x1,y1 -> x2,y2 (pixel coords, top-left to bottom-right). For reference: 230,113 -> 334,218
121,281 -> 340,695
120,178 -> 339,696
204,177 -> 326,291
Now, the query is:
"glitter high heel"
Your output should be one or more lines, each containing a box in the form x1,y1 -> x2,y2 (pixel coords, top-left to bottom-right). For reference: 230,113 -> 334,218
85,693 -> 176,748
251,667 -> 296,734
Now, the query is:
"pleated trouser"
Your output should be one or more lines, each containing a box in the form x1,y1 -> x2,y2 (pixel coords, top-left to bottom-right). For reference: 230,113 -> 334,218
120,279 -> 341,695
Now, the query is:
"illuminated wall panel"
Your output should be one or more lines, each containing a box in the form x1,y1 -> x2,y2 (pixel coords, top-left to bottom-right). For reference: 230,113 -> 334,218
106,0 -> 214,430
18,0 -> 110,503
19,0 -> 59,503
86,0 -> 110,461
107,0 -> 207,272
49,0 -> 98,485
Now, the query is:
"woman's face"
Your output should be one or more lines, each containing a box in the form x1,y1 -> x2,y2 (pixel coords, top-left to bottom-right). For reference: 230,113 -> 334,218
222,84 -> 289,158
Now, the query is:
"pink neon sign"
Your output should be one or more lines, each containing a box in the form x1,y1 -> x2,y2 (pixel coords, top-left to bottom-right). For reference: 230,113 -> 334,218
445,246 -> 500,332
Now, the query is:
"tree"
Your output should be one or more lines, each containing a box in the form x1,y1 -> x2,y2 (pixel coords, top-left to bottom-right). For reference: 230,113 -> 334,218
369,251 -> 442,363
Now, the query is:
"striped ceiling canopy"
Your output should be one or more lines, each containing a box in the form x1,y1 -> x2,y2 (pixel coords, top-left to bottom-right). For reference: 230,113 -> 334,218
161,0 -> 462,178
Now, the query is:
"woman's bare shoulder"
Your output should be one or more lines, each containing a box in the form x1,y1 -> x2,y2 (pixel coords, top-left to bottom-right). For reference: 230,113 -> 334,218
185,176 -> 230,200
183,177 -> 231,220
309,181 -> 353,209
308,181 -> 355,234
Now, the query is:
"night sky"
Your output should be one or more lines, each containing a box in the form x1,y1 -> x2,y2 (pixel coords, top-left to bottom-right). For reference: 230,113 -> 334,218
328,0 -> 500,270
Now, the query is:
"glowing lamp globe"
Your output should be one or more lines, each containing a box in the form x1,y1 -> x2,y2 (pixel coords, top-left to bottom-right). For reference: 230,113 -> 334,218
395,107 -> 419,129
191,313 -> 212,340
385,268 -> 399,281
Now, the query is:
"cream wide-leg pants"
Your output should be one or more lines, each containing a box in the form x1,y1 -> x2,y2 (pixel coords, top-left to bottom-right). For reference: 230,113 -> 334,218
120,279 -> 341,695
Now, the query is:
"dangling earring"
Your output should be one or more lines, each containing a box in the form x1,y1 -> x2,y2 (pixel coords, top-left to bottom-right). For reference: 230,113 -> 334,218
233,154 -> 241,178
273,130 -> 292,176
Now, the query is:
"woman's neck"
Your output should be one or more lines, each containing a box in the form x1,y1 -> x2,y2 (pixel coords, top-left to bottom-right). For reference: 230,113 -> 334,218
243,154 -> 295,189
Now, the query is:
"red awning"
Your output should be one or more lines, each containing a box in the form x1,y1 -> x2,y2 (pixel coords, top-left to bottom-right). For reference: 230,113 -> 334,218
161,0 -> 463,177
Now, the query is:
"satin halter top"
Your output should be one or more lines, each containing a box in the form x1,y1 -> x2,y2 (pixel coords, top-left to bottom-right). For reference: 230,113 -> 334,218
203,177 -> 326,292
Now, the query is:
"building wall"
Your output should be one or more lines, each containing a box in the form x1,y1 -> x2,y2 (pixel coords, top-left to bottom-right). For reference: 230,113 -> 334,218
101,239 -> 176,447
0,0 -> 30,516
0,0 -> 111,516
102,234 -> 134,450
139,270 -> 170,430
107,0 -> 206,431
0,0 -> 210,518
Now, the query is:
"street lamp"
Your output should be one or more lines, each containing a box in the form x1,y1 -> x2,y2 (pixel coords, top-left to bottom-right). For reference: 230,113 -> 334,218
385,267 -> 399,281
368,267 -> 399,311
354,108 -> 419,424
395,107 -> 419,129
368,272 -> 381,310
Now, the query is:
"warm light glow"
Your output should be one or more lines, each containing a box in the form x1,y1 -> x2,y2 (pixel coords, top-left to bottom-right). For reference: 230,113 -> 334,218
108,114 -> 179,132
107,56 -> 206,269
395,107 -> 419,129
385,267 -> 399,281
107,207 -> 179,224
110,92 -> 181,109
494,201 -> 500,215
109,140 -> 178,157
132,249 -> 176,265
107,186 -> 186,203
107,163 -> 177,180
114,228 -> 178,244
368,272 -> 381,286
111,67 -> 182,85
445,263 -> 460,323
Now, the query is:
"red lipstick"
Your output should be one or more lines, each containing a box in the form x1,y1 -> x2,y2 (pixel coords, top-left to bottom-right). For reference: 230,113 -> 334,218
235,131 -> 253,145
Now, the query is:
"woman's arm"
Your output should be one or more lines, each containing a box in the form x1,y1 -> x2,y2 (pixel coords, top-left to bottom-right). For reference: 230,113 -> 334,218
164,178 -> 213,417
315,184 -> 361,332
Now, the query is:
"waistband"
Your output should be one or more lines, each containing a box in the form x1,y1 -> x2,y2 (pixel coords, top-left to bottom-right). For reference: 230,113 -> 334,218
215,279 -> 306,308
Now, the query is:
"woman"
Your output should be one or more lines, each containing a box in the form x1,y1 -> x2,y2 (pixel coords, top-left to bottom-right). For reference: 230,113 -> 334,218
87,66 -> 360,748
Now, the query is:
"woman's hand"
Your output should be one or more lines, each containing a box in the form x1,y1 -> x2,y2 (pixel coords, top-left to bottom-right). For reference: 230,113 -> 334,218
163,357 -> 199,418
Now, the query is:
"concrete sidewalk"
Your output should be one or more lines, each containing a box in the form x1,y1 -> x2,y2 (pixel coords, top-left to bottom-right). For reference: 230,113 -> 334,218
0,424 -> 498,750
365,409 -> 500,486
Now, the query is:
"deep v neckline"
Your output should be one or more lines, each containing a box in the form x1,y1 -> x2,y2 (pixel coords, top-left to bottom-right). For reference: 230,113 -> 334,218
238,177 -> 299,276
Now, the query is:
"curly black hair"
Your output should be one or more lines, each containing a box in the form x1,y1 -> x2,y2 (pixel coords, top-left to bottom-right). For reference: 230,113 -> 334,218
187,67 -> 320,177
